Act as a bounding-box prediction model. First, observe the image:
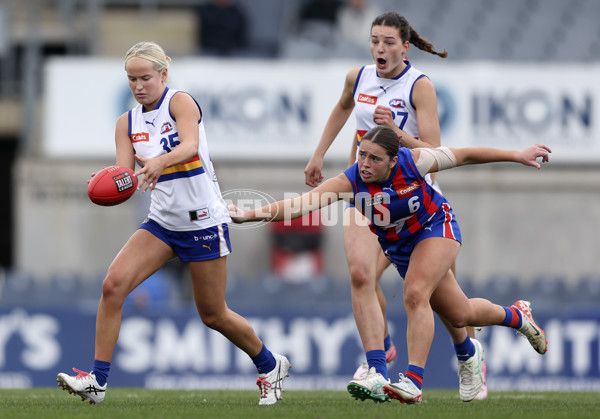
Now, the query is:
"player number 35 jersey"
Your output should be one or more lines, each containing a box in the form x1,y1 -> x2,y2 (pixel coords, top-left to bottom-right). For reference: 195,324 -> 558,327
128,87 -> 231,231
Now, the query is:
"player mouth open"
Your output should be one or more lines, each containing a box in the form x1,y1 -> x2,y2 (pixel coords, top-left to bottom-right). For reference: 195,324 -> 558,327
360,169 -> 373,181
376,58 -> 387,70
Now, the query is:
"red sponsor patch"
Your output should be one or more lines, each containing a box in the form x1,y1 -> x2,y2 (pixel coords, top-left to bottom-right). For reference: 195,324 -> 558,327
357,93 -> 377,105
397,181 -> 419,196
131,132 -> 149,143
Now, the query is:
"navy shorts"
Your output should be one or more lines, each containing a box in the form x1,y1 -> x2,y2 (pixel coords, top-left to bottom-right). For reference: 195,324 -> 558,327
380,203 -> 461,278
140,218 -> 231,262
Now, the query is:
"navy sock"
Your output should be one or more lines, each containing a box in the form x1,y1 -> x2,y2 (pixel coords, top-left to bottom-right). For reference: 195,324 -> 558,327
500,306 -> 523,329
251,344 -> 276,374
383,334 -> 392,352
92,360 -> 110,387
366,349 -> 388,380
405,364 -> 424,389
454,336 -> 476,362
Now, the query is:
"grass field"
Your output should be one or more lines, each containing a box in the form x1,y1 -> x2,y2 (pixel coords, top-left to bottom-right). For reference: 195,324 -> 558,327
1,389 -> 600,419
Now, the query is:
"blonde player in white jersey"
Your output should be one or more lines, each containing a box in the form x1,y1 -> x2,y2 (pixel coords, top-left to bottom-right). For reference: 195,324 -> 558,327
304,12 -> 486,401
57,42 -> 289,406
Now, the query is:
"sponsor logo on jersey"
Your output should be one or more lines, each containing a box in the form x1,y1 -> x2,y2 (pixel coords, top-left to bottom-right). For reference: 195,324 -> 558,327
357,93 -> 377,105
397,181 -> 419,196
389,98 -> 406,108
160,122 -> 173,134
131,132 -> 149,143
364,193 -> 388,207
189,208 -> 210,222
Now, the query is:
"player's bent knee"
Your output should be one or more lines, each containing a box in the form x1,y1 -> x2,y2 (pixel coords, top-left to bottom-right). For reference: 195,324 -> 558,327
444,309 -> 470,328
403,287 -> 430,312
198,312 -> 225,330
449,317 -> 469,328
101,273 -> 129,303
348,265 -> 375,289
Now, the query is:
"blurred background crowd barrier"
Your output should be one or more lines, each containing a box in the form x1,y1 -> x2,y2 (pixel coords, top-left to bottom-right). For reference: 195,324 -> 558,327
1,0 -> 600,390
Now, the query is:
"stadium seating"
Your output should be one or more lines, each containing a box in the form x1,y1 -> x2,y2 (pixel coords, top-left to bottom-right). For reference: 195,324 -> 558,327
282,0 -> 600,62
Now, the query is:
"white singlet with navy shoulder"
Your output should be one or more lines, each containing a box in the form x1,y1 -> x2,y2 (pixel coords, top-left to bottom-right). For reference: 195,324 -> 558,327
128,87 -> 231,231
353,61 -> 439,190
353,61 -> 425,142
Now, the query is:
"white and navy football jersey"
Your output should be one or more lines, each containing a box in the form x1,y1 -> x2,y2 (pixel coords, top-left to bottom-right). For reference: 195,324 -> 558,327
351,61 -> 440,191
128,87 -> 231,231
352,60 -> 426,147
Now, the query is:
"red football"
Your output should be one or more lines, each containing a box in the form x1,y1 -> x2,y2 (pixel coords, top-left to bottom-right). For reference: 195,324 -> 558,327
88,166 -> 138,206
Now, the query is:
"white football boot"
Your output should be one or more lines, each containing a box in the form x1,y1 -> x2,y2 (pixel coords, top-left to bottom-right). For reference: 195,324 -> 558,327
384,373 -> 422,404
474,361 -> 488,400
347,367 -> 389,403
458,338 -> 484,402
57,368 -> 106,404
512,300 -> 548,354
256,353 -> 291,405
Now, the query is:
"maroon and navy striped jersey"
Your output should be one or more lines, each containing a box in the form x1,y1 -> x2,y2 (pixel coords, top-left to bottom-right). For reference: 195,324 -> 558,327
343,147 -> 448,242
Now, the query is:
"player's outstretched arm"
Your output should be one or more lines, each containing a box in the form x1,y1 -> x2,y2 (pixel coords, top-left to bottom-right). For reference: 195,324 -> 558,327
452,143 -> 552,169
230,174 -> 353,223
416,143 -> 553,176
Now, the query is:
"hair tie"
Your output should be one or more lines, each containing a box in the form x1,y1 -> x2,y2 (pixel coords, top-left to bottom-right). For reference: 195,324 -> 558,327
165,55 -> 172,63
